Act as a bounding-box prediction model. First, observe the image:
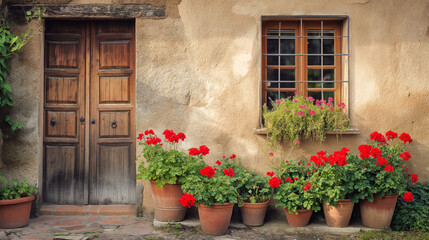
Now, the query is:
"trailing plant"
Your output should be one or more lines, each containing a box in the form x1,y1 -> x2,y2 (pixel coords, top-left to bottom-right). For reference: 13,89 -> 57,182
136,129 -> 205,188
215,155 -> 271,206
180,163 -> 239,207
311,148 -> 362,205
271,160 -> 321,214
0,172 -> 38,200
263,93 -> 349,146
391,182 -> 429,232
0,7 -> 45,130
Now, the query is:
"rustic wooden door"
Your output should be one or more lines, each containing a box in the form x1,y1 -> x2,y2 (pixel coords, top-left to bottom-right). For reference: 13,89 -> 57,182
43,20 -> 136,205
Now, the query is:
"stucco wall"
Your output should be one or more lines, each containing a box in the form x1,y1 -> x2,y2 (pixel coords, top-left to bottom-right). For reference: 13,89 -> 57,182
2,0 -> 429,217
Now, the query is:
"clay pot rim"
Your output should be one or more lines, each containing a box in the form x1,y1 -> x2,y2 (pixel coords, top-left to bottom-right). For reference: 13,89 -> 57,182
242,200 -> 270,206
286,208 -> 313,214
323,199 -> 353,205
198,202 -> 235,208
376,193 -> 399,198
0,195 -> 35,205
149,180 -> 181,186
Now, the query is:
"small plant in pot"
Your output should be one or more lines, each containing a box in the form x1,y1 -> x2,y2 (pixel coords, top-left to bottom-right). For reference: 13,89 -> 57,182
271,160 -> 321,227
311,148 -> 361,227
352,130 -> 415,228
180,159 -> 239,236
136,129 -> 205,222
216,155 -> 272,226
0,173 -> 38,228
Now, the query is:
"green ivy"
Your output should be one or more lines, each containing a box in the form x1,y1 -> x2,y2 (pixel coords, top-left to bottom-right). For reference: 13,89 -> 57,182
391,182 -> 429,232
263,94 -> 349,146
0,7 -> 45,130
0,172 -> 38,200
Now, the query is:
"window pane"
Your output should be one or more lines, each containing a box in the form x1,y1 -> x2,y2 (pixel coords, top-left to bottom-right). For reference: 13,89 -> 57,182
267,29 -> 296,66
266,69 -> 278,88
280,38 -> 295,66
280,69 -> 295,88
267,56 -> 278,65
323,69 -> 335,88
308,69 -> 321,88
323,38 -> 334,65
308,29 -> 335,66
267,39 -> 278,54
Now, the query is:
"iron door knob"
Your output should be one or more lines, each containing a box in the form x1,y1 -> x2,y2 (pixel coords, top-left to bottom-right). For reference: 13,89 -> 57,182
50,118 -> 56,127
80,117 -> 85,122
91,119 -> 96,124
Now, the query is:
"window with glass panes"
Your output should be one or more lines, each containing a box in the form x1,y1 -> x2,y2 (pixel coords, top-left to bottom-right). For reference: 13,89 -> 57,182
262,18 -> 348,110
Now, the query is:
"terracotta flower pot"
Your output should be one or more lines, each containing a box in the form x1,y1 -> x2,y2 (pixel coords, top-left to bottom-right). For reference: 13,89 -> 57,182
360,194 -> 398,228
323,199 -> 354,228
0,195 -> 35,228
150,180 -> 186,222
240,200 -> 269,226
198,203 -> 234,235
284,208 -> 313,227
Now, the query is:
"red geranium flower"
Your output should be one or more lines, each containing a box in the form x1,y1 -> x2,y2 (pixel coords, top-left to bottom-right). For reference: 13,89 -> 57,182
404,166 -> 408,172
223,168 -> 235,177
216,160 -> 222,165
384,164 -> 394,173
399,152 -> 411,161
411,173 -> 418,183
144,129 -> 155,135
370,131 -> 386,144
266,171 -> 274,177
199,145 -> 210,156
385,130 -> 398,140
376,157 -> 388,167
403,192 -> 414,202
285,177 -> 293,183
229,154 -> 237,159
370,147 -> 382,158
200,166 -> 215,178
179,193 -> 196,208
303,182 -> 311,191
358,144 -> 372,160
317,151 -> 327,156
146,137 -> 161,145
162,129 -> 174,139
137,133 -> 144,141
399,133 -> 413,144
177,132 -> 186,141
269,177 -> 283,188
188,148 -> 200,156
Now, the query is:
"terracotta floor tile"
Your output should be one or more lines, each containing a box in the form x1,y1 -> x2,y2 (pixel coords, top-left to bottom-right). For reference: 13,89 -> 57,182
54,206 -> 88,216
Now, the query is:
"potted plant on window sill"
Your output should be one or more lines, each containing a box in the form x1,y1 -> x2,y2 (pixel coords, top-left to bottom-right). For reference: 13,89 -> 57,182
0,173 -> 38,228
311,148 -> 360,227
263,93 -> 350,146
180,163 -> 239,236
271,160 -> 321,227
136,129 -> 205,222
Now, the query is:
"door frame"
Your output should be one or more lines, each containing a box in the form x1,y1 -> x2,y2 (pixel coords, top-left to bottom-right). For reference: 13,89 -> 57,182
40,18 -> 137,205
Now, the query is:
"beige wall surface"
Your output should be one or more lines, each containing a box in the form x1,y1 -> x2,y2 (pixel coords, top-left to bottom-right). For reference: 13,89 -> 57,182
2,0 -> 429,216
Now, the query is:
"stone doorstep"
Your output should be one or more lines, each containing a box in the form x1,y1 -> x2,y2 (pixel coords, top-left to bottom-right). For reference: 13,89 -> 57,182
153,219 -> 379,235
40,205 -> 136,216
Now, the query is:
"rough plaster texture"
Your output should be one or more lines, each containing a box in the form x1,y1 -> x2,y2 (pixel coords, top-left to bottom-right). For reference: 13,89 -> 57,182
2,0 -> 429,217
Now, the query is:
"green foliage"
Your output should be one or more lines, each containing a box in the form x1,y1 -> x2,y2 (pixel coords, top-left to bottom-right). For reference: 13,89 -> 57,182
0,172 -> 38,200
0,7 -> 45,130
136,132 -> 205,188
263,94 -> 349,146
273,160 -> 321,214
181,164 -> 239,206
217,157 -> 272,205
391,182 -> 429,232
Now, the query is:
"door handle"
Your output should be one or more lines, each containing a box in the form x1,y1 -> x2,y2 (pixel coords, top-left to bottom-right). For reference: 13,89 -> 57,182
111,120 -> 117,129
50,118 -> 56,127
80,117 -> 85,122
91,119 -> 96,124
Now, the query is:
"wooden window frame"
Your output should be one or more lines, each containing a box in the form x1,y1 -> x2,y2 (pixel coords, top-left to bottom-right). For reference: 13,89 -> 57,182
261,17 -> 347,111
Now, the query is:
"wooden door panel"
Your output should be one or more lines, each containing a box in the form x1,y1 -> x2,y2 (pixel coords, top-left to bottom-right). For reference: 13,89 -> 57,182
99,111 -> 130,138
44,145 -> 83,204
90,20 -> 136,204
43,21 -> 86,204
46,77 -> 78,103
45,111 -> 77,138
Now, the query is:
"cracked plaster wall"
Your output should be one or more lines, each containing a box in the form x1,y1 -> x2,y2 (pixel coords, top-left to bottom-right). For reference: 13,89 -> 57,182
2,0 -> 428,217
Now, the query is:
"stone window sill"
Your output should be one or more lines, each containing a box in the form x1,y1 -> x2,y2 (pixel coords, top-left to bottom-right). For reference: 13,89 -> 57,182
254,128 -> 360,135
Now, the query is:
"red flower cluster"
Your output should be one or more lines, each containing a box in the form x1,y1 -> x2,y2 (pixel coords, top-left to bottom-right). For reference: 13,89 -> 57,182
229,154 -> 237,159
303,182 -> 311,191
200,166 -> 215,178
399,133 -> 412,144
358,144 -> 373,160
376,157 -> 388,167
179,193 -> 196,208
144,129 -> 155,135
384,164 -> 394,173
223,168 -> 235,177
399,152 -> 411,161
370,147 -> 382,158
162,129 -> 186,143
403,191 -> 414,202
269,176 -> 283,188
311,148 -> 348,167
370,131 -> 386,145
188,145 -> 210,156
411,173 -> 418,183
386,130 -> 398,140
266,171 -> 274,177
146,137 -> 161,145
137,133 -> 144,141
285,177 -> 293,183
216,160 -> 222,165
